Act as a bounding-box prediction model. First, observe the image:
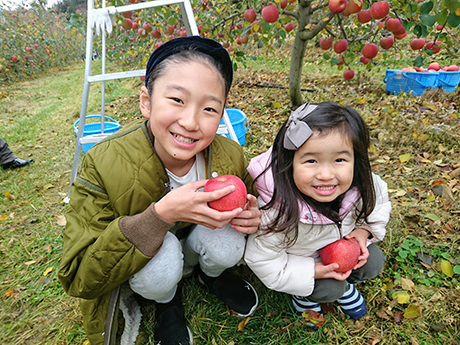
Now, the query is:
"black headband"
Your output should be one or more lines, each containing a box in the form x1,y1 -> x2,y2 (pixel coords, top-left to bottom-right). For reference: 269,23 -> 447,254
144,35 -> 233,92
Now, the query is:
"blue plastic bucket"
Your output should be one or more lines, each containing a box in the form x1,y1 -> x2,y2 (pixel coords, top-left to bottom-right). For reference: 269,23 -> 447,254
384,69 -> 438,96
436,71 -> 460,92
73,115 -> 121,153
219,109 -> 248,146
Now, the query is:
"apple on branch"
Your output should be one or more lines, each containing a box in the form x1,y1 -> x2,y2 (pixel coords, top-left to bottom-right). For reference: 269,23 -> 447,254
328,0 -> 348,14
319,238 -> 361,273
204,175 -> 248,212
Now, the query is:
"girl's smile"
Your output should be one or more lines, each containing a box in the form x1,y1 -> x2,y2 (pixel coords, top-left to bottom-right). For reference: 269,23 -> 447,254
293,130 -> 354,203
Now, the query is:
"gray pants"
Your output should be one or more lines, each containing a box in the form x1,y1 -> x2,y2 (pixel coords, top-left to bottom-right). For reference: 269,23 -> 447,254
308,243 -> 386,303
129,223 -> 246,303
0,138 -> 16,165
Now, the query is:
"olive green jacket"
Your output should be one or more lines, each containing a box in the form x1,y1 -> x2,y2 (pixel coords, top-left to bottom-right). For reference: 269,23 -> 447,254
58,119 -> 254,345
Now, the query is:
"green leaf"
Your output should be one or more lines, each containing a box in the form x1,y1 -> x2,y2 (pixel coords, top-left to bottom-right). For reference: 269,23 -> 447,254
425,213 -> 439,222
413,24 -> 422,37
420,1 -> 434,14
437,10 -> 449,26
414,55 -> 424,67
441,259 -> 454,277
442,0 -> 460,12
453,265 -> 460,274
421,14 -> 437,26
421,25 -> 429,36
447,13 -> 460,27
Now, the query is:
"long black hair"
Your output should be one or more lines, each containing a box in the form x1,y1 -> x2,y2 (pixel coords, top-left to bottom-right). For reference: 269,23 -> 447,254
257,102 -> 376,245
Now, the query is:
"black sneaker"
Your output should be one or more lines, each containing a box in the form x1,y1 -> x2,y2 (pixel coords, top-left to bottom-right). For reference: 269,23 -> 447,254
154,287 -> 193,345
198,267 -> 258,317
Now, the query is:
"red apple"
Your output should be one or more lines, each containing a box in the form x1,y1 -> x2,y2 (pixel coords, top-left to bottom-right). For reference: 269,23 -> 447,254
436,24 -> 444,31
446,65 -> 459,71
122,11 -> 133,18
204,175 -> 247,212
122,18 -> 132,30
281,0 -> 288,9
428,62 -> 440,71
132,21 -> 139,30
370,1 -> 389,19
138,28 -> 148,38
25,47 -> 32,52
11,56 -> 18,62
143,22 -> 152,33
319,238 -> 361,273
328,0 -> 348,14
335,56 -> 344,65
334,39 -> 348,53
362,43 -> 378,59
261,5 -> 279,23
319,37 -> 333,50
285,22 -> 294,32
357,9 -> 372,23
343,69 -> 355,80
359,56 -> 370,64
343,0 -> 362,16
380,36 -> 394,50
166,25 -> 174,34
152,29 -> 161,39
244,9 -> 257,23
426,40 -> 441,54
413,37 -> 425,49
385,18 -> 403,33
240,34 -> 249,44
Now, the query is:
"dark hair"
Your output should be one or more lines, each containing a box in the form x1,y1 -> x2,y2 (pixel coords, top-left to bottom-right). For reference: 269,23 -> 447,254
146,48 -> 231,98
258,102 -> 376,245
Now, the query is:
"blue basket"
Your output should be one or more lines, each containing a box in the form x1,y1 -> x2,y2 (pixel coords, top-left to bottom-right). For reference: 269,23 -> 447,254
436,71 -> 460,92
219,109 -> 248,146
73,115 -> 121,153
384,69 -> 438,96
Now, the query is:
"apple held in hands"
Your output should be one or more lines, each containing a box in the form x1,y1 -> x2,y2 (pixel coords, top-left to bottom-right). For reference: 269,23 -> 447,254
204,175 -> 247,212
319,238 -> 361,273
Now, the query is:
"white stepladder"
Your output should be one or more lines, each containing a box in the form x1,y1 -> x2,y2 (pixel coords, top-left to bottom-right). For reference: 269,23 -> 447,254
65,0 -> 239,203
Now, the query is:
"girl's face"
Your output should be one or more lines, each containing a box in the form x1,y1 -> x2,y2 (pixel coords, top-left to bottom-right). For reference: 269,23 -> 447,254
293,130 -> 354,203
140,60 -> 226,174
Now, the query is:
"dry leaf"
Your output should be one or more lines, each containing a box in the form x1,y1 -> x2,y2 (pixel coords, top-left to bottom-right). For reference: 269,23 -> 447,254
400,277 -> 415,291
43,183 -> 54,190
0,215 -> 8,221
237,317 -> 251,331
410,336 -> 420,345
43,267 -> 53,276
392,290 -> 411,304
301,309 -> 326,328
394,312 -> 403,323
2,288 -> 18,298
441,259 -> 454,277
5,191 -> 15,200
24,259 -> 38,266
54,215 -> 66,226
404,304 -> 421,319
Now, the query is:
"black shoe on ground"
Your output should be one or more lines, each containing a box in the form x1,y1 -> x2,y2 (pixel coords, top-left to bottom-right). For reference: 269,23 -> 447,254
1,158 -> 33,170
154,287 -> 193,345
198,267 -> 258,317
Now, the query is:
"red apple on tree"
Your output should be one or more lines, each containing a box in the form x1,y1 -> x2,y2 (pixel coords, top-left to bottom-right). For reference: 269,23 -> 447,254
285,22 -> 294,32
11,56 -> 18,62
385,18 -> 403,33
280,0 -> 288,9
261,5 -> 279,23
244,9 -> 257,23
334,39 -> 348,53
335,56 -> 344,65
319,238 -> 361,273
410,38 -> 425,50
357,9 -> 372,23
370,0 -> 389,20
380,36 -> 394,50
343,0 -> 362,16
362,43 -> 378,59
152,29 -> 161,39
426,40 -> 441,53
319,37 -> 333,50
328,0 -> 348,14
204,175 -> 247,212
343,69 -> 355,80
359,56 -> 370,64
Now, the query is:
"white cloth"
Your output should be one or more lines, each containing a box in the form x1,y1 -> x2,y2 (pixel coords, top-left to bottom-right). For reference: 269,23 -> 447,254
88,6 -> 116,36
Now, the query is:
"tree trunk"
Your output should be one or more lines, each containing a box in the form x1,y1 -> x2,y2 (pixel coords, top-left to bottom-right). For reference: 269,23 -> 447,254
289,33 -> 308,108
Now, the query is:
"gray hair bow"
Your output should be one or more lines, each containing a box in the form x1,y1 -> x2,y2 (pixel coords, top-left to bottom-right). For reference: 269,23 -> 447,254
283,103 -> 318,150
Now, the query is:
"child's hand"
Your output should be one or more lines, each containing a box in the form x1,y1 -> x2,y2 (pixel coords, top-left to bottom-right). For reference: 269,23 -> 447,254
154,179 -> 246,230
345,228 -> 370,270
229,194 -> 261,234
314,261 -> 351,281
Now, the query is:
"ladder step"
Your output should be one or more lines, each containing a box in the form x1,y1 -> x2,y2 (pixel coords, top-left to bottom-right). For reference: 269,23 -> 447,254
87,70 -> 145,82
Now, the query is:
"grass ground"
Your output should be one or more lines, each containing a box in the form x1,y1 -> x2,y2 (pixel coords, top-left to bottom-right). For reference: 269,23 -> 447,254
1,43 -> 459,344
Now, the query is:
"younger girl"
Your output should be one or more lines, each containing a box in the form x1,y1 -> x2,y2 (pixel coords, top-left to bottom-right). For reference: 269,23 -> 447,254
245,102 -> 391,321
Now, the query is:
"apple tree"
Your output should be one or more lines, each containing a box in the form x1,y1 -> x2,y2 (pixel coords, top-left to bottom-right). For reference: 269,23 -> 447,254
78,0 -> 460,106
